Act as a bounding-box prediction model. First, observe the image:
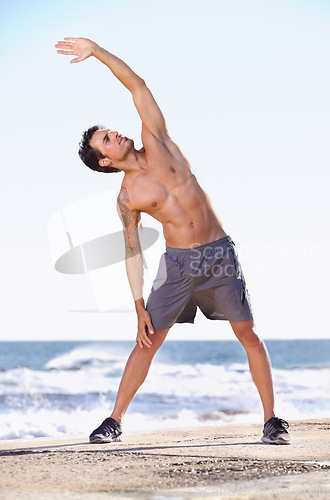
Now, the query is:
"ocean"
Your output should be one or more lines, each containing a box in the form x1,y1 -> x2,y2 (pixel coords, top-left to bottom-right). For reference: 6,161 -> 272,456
0,339 -> 329,440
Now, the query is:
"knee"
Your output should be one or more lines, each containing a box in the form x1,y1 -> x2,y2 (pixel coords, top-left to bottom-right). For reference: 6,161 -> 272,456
135,330 -> 168,356
235,326 -> 263,350
134,343 -> 158,358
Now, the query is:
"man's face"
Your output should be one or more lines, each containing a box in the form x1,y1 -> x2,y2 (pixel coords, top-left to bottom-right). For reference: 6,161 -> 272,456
90,129 -> 134,165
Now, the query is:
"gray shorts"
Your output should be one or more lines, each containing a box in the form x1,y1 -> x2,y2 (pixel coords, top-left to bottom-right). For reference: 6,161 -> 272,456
146,235 -> 253,330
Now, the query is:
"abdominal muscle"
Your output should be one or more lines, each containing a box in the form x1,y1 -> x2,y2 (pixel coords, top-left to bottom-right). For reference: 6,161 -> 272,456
161,205 -> 226,249
144,179 -> 227,249
163,220 -> 226,249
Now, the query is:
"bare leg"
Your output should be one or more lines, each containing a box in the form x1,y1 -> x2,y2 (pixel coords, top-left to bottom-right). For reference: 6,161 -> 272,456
110,329 -> 169,423
230,319 -> 275,423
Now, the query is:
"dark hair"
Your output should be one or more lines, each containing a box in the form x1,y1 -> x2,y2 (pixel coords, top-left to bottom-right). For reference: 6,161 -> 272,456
78,125 -> 121,173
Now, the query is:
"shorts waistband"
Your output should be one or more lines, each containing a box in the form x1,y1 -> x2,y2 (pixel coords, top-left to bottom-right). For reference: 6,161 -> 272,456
165,234 -> 234,255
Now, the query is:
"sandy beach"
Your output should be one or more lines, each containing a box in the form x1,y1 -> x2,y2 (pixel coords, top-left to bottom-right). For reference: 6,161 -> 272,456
0,418 -> 329,499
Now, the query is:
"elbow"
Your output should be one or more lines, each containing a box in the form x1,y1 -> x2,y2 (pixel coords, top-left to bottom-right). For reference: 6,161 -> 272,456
131,78 -> 146,96
136,77 -> 146,88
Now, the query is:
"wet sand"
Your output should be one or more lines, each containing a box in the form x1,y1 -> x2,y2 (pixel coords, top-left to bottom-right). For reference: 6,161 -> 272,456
0,418 -> 329,499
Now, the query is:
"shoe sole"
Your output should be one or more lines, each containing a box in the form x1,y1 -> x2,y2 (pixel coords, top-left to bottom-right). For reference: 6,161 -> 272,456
261,436 -> 291,445
89,436 -> 122,444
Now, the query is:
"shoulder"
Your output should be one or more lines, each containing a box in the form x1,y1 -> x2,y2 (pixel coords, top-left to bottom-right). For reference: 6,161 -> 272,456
141,124 -> 190,167
117,185 -> 131,204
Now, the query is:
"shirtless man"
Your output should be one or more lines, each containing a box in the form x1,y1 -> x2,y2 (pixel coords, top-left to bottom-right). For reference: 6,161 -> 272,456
56,37 -> 291,445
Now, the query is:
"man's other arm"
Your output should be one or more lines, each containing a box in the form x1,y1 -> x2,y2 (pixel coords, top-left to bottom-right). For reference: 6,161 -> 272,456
55,37 -> 168,141
117,189 -> 155,348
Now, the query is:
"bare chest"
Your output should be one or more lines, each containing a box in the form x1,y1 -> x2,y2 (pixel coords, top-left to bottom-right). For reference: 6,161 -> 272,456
126,131 -> 206,220
130,168 -> 202,221
144,140 -> 190,189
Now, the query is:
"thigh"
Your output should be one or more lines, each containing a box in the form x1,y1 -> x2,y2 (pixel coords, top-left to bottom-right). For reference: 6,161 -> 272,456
146,254 -> 193,330
230,319 -> 255,336
151,328 -> 170,350
193,261 -> 253,323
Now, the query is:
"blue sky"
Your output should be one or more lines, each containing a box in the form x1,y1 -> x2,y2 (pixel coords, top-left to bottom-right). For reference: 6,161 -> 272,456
0,0 -> 329,340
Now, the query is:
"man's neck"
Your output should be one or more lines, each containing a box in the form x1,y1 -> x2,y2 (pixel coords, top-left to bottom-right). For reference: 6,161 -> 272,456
115,148 -> 147,175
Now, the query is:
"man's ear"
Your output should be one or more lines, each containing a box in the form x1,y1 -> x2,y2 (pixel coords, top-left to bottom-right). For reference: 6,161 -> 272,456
98,157 -> 112,168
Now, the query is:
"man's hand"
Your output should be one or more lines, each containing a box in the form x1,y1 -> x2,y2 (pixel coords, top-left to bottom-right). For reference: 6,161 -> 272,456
56,37 -> 168,140
55,37 -> 99,64
136,308 -> 154,349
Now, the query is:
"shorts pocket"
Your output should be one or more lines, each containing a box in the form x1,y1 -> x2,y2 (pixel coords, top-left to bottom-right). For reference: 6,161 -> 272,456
164,253 -> 183,276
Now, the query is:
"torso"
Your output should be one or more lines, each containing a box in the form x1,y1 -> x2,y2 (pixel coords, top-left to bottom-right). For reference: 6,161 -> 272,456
121,126 -> 227,248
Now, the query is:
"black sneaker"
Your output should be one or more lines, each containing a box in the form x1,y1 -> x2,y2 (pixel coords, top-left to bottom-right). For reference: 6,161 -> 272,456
89,417 -> 122,443
261,417 -> 291,445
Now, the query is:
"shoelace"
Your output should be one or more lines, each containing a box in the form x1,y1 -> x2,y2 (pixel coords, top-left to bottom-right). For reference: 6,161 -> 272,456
93,418 -> 120,435
274,418 -> 289,429
103,419 -> 120,434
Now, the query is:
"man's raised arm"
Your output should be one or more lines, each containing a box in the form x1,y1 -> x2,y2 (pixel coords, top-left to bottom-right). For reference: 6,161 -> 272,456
117,188 -> 154,348
55,37 -> 168,141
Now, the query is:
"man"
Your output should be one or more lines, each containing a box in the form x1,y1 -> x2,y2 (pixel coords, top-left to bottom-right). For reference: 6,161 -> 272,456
55,37 -> 291,445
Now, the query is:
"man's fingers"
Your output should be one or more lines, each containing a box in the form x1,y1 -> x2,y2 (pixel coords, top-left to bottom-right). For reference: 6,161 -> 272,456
136,314 -> 155,349
146,338 -> 152,346
142,335 -> 152,347
143,312 -> 154,334
56,42 -> 75,49
147,318 -> 155,334
148,325 -> 154,334
137,330 -> 152,348
70,57 -> 82,64
136,333 -> 142,348
64,37 -> 77,42
136,336 -> 148,349
56,50 -> 74,55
